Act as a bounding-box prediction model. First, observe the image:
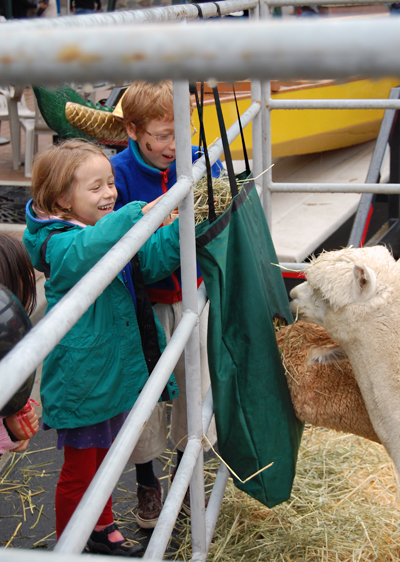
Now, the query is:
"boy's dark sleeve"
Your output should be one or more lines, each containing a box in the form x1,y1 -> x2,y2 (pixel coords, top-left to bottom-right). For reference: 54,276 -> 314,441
96,0 -> 101,8
3,418 -> 19,442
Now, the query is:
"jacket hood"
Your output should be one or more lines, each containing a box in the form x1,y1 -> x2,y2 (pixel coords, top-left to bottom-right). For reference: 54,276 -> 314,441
24,199 -> 78,272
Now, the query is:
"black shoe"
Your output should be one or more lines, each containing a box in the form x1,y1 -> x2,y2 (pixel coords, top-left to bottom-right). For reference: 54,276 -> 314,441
87,523 -> 144,557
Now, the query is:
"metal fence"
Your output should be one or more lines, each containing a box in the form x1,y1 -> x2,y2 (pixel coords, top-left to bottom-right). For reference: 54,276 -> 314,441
1,0 -> 400,559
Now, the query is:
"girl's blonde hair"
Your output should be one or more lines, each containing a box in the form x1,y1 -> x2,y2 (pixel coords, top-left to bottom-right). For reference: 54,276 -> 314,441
121,80 -> 193,133
31,139 -> 109,221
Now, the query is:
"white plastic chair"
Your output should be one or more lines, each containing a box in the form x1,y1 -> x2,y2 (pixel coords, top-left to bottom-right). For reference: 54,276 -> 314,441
0,86 -> 35,170
0,93 -> 11,144
20,98 -> 56,178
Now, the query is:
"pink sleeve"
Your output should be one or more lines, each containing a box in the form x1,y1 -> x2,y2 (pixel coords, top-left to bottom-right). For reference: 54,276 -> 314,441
0,418 -> 16,455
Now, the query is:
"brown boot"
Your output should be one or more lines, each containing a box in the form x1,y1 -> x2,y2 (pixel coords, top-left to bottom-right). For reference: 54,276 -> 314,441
136,478 -> 163,529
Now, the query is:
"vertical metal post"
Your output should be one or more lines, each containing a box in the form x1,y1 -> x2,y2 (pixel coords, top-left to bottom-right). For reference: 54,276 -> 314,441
173,80 -> 207,561
260,0 -> 273,227
389,112 -> 400,219
250,0 -> 263,198
348,87 -> 400,247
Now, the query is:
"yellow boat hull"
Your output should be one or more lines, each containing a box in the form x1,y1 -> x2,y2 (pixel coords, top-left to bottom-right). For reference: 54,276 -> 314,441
192,78 -> 400,160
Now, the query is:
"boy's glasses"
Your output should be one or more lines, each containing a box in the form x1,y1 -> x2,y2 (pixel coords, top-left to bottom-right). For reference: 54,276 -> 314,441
144,122 -> 198,144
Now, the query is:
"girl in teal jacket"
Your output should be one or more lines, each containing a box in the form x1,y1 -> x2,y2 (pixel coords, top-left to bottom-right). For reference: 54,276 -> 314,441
23,139 -> 181,556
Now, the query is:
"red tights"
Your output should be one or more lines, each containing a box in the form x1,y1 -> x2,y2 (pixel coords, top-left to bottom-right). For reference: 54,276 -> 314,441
55,445 -> 114,539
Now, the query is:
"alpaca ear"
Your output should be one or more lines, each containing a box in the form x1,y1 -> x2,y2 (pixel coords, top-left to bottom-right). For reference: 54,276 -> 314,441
308,344 -> 347,365
352,263 -> 377,302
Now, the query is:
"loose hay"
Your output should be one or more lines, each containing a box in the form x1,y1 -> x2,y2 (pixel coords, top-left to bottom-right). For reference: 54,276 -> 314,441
194,172 -> 243,225
172,426 -> 400,561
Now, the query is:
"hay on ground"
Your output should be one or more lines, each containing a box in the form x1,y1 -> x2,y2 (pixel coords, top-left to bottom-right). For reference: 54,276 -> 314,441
172,426 -> 400,561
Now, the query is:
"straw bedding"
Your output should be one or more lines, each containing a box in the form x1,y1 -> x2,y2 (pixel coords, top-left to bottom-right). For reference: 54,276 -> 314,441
172,427 -> 400,561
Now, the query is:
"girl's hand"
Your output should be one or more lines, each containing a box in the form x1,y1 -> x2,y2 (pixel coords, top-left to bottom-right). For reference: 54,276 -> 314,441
6,404 -> 39,441
142,196 -> 178,224
10,439 -> 30,453
142,195 -> 163,214
163,210 -> 179,225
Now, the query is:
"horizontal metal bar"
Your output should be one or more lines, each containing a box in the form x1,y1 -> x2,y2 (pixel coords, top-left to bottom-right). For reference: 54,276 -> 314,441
55,307 -> 200,554
2,18 -> 400,84
271,182 -> 400,193
270,99 -> 400,110
270,0 -> 389,5
0,551 -> 155,562
280,262 -> 309,270
5,0 -> 256,29
0,181 -> 191,411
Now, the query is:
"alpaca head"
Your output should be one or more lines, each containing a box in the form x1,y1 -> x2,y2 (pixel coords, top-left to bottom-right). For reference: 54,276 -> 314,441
290,246 -> 399,334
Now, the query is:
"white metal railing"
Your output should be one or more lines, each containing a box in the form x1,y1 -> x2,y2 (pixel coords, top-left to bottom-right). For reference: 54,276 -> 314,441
2,1 -> 400,560
0,27 -> 260,553
2,17 -> 400,84
3,0 -> 256,27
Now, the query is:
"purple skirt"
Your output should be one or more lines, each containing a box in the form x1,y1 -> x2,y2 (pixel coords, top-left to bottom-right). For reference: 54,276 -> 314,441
44,411 -> 130,450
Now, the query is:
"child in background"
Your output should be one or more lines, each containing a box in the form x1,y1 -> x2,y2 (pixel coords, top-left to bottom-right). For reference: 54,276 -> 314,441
111,80 -> 219,528
0,233 -> 39,455
23,139 -> 182,556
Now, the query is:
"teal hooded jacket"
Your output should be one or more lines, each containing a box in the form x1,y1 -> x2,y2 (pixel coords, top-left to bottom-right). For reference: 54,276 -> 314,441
23,200 -> 180,429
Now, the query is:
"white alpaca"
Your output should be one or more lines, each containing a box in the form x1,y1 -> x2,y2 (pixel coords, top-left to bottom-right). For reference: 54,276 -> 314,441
289,246 -> 400,477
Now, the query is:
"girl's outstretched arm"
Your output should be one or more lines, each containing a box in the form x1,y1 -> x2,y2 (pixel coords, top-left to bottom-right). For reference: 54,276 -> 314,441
34,202 -> 146,294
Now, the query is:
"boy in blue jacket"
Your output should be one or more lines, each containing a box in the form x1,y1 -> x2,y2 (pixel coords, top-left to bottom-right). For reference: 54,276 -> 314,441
111,80 -> 221,529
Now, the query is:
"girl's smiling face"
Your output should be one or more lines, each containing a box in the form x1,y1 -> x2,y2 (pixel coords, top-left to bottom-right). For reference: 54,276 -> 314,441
60,154 -> 117,226
126,118 -> 176,171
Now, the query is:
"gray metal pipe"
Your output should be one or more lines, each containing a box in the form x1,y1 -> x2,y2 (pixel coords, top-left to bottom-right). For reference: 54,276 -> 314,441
0,552 -> 161,562
270,0 -> 388,5
5,0 -> 256,28
270,99 -> 400,110
2,18 -> 400,84
143,374 -> 213,559
202,386 -> 214,435
279,262 -> 309,270
144,439 -> 203,559
271,182 -> 400,193
205,464 -> 230,551
174,79 -> 207,560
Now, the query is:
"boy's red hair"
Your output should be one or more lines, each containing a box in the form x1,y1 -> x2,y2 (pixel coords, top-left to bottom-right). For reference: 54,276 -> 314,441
121,81 -> 193,132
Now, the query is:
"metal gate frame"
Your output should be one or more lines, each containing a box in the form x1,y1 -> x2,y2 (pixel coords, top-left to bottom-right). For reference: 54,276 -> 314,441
1,2 -> 400,560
